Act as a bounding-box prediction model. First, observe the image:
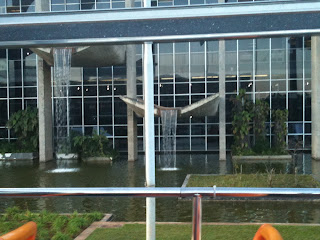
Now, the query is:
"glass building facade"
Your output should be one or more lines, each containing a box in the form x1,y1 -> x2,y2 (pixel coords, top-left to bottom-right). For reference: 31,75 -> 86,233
0,0 -> 312,152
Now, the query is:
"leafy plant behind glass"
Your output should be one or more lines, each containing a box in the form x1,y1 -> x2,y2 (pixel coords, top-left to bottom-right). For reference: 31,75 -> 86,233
72,130 -> 118,159
6,107 -> 39,152
272,109 -> 289,154
231,89 -> 253,155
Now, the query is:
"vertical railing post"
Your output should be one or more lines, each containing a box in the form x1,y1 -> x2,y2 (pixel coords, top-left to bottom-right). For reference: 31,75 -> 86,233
192,194 -> 202,240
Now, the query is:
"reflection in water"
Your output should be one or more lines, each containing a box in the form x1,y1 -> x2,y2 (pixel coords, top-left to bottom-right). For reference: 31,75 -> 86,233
0,154 -> 319,223
46,168 -> 80,173
46,160 -> 81,173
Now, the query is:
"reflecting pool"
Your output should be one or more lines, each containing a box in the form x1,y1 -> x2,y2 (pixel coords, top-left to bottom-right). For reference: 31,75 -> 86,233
0,153 -> 319,223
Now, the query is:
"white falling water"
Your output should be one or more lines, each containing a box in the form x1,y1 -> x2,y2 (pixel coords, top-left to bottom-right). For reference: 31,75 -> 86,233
53,48 -> 72,154
160,109 -> 178,170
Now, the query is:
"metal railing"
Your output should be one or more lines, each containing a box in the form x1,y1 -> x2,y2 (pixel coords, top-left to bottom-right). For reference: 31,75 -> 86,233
1,187 -> 320,240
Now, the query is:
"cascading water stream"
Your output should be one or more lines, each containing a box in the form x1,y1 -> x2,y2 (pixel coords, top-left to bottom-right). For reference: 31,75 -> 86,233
160,109 -> 178,170
53,48 -> 72,154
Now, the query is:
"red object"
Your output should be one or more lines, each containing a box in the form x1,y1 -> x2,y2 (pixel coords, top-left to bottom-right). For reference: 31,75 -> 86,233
253,224 -> 283,240
0,221 -> 37,240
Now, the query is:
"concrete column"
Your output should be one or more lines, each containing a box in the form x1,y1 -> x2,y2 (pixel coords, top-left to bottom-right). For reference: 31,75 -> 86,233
218,0 -> 226,161
219,39 -> 227,161
125,0 -> 138,162
35,0 -> 50,12
312,36 -> 320,160
38,60 -> 53,162
36,0 -> 53,162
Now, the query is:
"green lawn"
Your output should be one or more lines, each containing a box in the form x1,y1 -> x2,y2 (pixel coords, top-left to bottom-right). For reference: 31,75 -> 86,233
87,224 -> 320,240
0,207 -> 103,240
186,174 -> 320,188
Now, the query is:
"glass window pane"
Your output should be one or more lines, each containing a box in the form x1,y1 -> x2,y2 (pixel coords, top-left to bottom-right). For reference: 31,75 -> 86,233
99,97 -> 112,125
70,86 -> 82,96
23,60 -> 36,86
177,137 -> 189,150
113,66 -> 126,83
113,98 -> 126,124
9,99 -> 22,116
9,87 -> 22,98
83,68 -> 97,85
84,86 -> 97,96
0,100 -> 7,125
8,61 -> 22,86
70,67 -> 82,85
288,93 -> 303,121
24,99 -> 37,109
271,50 -> 286,80
70,98 -> 82,125
191,137 -> 205,150
207,136 -> 218,150
24,87 -> 36,97
84,98 -> 97,125
0,58 -> 7,87
98,67 -> 112,84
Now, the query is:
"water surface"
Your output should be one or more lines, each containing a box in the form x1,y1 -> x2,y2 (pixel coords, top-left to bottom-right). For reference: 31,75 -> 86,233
0,153 -> 319,223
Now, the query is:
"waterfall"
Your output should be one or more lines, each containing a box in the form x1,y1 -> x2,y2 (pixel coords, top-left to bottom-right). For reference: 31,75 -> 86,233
53,48 -> 72,154
160,109 -> 178,170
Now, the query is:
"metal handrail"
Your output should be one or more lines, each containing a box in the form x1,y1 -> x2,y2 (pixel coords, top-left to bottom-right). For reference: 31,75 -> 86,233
1,187 -> 320,240
0,187 -> 320,198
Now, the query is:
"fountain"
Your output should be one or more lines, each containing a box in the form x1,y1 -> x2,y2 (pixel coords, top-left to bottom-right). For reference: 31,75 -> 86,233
120,93 -> 220,169
160,110 -> 178,170
53,48 -> 73,157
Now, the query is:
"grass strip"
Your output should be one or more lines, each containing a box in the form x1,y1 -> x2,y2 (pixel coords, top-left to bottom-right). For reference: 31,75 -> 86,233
87,224 -> 320,240
0,207 -> 103,240
186,174 -> 320,188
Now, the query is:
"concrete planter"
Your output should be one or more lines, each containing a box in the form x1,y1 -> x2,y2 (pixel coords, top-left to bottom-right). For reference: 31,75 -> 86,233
232,155 -> 292,163
82,157 -> 112,162
0,152 -> 38,160
55,153 -> 78,160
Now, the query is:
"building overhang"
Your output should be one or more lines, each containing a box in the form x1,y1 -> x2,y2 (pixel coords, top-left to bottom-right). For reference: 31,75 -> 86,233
0,0 -> 320,47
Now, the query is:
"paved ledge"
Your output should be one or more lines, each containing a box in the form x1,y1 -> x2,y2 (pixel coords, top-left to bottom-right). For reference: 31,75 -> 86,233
232,155 -> 292,162
74,214 -> 113,240
0,153 -> 38,160
82,157 -> 112,162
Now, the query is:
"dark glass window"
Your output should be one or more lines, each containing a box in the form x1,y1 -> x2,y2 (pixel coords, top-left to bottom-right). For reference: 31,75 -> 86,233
84,98 -> 97,125
70,98 -> 82,125
99,97 -> 112,125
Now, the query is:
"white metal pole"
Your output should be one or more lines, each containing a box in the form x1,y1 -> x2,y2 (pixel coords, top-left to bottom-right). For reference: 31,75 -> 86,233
143,0 -> 155,235
143,42 -> 156,240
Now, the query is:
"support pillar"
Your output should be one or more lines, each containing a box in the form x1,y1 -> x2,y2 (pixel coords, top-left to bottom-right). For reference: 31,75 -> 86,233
312,36 -> 320,160
35,0 -> 50,12
38,60 -> 53,162
219,39 -> 226,161
218,0 -> 226,161
36,0 -> 53,162
126,0 -> 138,162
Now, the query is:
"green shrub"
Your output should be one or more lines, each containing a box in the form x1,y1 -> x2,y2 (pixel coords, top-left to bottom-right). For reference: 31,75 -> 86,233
52,232 -> 72,240
72,131 -> 118,159
231,89 -> 288,156
5,107 -> 38,152
0,207 -> 103,240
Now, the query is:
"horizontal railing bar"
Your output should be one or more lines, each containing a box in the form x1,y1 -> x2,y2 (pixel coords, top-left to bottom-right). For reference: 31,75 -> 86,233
0,187 -> 320,198
1,1 -> 320,47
